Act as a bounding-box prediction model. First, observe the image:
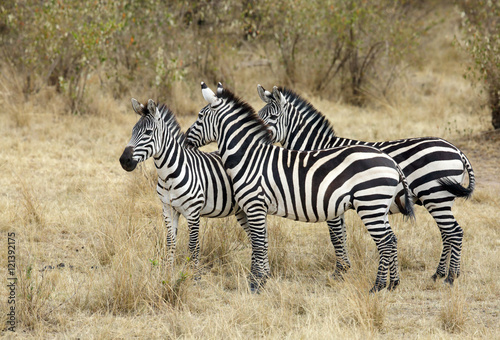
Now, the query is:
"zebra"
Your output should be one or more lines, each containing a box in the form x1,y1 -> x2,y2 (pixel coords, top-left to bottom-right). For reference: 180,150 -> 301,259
185,82 -> 415,293
119,98 -> 250,273
257,85 -> 475,285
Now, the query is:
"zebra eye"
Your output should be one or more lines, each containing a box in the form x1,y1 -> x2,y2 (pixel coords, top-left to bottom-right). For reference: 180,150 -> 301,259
144,129 -> 153,136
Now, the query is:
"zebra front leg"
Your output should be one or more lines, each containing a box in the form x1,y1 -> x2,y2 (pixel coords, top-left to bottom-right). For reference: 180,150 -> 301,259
186,214 -> 202,280
246,210 -> 270,293
163,205 -> 180,270
235,209 -> 269,276
327,216 -> 351,279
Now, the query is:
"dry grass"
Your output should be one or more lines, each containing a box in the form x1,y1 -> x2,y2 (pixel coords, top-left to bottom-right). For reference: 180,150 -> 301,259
1,7 -> 499,339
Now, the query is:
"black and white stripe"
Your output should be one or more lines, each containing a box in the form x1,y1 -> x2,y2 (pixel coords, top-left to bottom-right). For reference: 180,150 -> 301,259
186,83 -> 415,293
257,85 -> 475,285
119,99 -> 249,271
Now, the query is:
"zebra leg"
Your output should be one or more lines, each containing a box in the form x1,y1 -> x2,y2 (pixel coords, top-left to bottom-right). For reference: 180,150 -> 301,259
386,225 -> 400,291
444,222 -> 463,285
186,214 -> 202,279
327,216 -> 351,279
246,210 -> 270,293
235,209 -> 269,276
370,230 -> 397,293
426,202 -> 463,285
163,205 -> 180,270
360,214 -> 398,293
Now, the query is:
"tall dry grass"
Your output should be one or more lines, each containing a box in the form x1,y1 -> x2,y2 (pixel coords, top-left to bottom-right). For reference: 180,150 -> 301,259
1,5 -> 499,339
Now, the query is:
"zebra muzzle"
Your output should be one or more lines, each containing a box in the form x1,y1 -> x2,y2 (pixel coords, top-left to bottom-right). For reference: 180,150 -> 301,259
119,146 -> 138,172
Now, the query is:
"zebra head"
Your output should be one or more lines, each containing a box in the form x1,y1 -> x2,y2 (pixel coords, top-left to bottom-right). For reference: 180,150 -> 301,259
256,85 -> 289,144
119,98 -> 162,172
185,82 -> 223,148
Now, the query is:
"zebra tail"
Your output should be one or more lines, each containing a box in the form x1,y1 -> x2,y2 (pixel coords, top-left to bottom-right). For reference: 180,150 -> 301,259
396,165 -> 416,221
402,178 -> 416,221
438,151 -> 475,199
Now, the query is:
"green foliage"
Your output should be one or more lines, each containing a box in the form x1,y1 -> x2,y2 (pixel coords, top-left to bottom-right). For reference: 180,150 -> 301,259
457,0 -> 500,128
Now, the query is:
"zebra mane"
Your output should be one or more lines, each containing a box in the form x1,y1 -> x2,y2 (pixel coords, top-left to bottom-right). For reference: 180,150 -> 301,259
279,87 -> 336,137
218,87 -> 273,145
156,103 -> 188,146
135,100 -> 187,146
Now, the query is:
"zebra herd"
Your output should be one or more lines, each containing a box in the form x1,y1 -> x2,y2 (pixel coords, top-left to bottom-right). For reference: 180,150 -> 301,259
119,82 -> 475,293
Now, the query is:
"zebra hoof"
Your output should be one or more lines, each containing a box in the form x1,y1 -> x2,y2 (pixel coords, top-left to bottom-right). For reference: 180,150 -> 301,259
444,276 -> 455,286
369,281 -> 387,294
331,270 -> 346,281
248,273 -> 268,294
431,272 -> 445,282
249,281 -> 262,294
388,279 -> 400,291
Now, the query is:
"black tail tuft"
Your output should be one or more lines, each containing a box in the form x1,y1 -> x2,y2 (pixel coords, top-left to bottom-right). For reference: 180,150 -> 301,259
402,188 -> 416,221
438,177 -> 474,199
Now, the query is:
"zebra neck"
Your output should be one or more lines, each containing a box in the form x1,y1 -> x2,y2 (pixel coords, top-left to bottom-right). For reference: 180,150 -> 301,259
216,114 -> 267,171
153,134 -> 185,182
284,117 -> 338,150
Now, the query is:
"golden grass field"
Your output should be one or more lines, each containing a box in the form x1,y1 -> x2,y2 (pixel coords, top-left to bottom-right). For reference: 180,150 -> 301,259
1,7 -> 500,339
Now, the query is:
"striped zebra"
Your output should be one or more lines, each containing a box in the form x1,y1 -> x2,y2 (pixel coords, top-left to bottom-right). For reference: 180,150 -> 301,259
186,82 -> 415,293
257,85 -> 475,285
119,99 -> 250,272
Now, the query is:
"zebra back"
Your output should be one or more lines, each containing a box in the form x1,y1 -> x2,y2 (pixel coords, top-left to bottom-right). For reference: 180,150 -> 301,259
257,85 -> 475,199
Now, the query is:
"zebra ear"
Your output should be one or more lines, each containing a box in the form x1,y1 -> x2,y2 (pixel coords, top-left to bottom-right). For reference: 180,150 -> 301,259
272,86 -> 286,107
257,84 -> 271,103
217,82 -> 224,97
147,99 -> 162,121
131,98 -> 145,116
147,99 -> 156,116
154,106 -> 161,120
201,82 -> 221,106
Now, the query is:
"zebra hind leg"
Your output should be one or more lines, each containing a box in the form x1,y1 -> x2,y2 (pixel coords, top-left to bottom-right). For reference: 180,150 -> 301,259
427,203 -> 463,285
367,227 -> 399,294
327,216 -> 351,280
443,222 -> 463,285
387,232 -> 400,291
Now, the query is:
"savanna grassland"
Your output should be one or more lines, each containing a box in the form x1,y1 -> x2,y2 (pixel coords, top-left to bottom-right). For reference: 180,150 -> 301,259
1,2 -> 500,339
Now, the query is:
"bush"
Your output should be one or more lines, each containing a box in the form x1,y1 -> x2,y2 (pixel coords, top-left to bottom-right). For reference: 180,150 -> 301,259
253,0 -> 433,104
457,0 -> 500,129
1,0 -> 434,110
0,0 -> 244,113
1,1 -> 124,113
